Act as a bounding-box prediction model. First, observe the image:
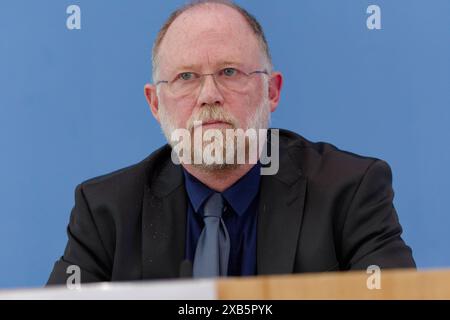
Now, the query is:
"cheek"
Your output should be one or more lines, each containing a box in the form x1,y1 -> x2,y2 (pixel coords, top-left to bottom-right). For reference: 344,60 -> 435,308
160,94 -> 195,128
227,87 -> 264,124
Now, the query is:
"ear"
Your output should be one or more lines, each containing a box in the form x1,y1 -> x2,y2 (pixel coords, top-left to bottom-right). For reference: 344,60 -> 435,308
267,72 -> 283,113
144,83 -> 160,122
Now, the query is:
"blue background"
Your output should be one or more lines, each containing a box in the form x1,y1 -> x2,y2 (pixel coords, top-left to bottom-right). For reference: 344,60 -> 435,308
1,0 -> 449,288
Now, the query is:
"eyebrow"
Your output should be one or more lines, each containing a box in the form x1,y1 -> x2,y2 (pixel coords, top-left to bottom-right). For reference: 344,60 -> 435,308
174,64 -> 199,71
217,61 -> 243,68
173,61 -> 243,72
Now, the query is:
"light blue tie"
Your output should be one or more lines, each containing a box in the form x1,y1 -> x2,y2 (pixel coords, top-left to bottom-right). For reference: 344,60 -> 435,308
193,192 -> 230,278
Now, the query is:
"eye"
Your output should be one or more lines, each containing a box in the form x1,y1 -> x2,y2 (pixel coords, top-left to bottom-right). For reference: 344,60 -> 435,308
178,72 -> 195,81
222,68 -> 238,77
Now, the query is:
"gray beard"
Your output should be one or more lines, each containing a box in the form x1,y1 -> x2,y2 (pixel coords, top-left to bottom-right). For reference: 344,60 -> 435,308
158,97 -> 271,172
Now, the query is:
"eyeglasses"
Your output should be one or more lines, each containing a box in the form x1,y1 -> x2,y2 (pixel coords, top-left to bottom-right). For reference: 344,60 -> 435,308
155,67 -> 269,97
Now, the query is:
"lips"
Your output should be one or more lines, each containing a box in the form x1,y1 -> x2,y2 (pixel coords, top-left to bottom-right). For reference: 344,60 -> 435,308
203,120 -> 227,125
193,120 -> 231,129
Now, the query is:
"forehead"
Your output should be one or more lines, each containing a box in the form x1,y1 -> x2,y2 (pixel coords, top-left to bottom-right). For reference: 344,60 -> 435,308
157,4 -> 263,73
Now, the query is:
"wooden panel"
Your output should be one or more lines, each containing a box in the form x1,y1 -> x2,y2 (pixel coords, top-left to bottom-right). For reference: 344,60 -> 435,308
217,269 -> 450,299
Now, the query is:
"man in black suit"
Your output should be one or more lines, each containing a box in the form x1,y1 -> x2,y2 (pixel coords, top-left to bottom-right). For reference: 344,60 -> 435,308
47,0 -> 415,285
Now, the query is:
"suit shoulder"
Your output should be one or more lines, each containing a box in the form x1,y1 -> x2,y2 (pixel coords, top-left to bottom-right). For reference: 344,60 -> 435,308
277,128 -> 385,178
78,144 -> 171,195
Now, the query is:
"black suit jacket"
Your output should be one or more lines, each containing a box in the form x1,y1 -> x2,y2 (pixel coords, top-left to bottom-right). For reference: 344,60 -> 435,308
47,129 -> 415,284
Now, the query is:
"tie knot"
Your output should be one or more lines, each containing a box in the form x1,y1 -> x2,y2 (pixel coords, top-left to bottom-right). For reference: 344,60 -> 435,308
203,192 -> 224,218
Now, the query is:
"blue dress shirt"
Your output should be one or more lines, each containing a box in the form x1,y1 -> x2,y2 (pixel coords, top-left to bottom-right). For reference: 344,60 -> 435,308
183,163 -> 261,276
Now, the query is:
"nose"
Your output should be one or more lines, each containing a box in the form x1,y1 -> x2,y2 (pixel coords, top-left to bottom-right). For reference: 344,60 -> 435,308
197,74 -> 225,107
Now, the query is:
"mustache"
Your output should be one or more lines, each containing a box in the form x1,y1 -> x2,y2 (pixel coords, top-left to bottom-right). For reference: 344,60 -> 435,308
186,105 -> 239,131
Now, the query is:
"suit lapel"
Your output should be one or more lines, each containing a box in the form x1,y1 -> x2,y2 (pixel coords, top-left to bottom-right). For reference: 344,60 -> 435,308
257,139 -> 307,275
141,158 -> 187,279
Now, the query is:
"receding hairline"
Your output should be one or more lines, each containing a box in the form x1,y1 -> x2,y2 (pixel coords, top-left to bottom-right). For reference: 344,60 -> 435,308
151,0 -> 273,80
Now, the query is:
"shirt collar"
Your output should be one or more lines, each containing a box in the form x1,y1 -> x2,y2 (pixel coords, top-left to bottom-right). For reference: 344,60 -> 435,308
182,169 -> 214,213
182,163 -> 261,216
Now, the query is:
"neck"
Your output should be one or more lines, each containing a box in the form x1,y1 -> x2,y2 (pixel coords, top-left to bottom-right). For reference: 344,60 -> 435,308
182,163 -> 256,192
